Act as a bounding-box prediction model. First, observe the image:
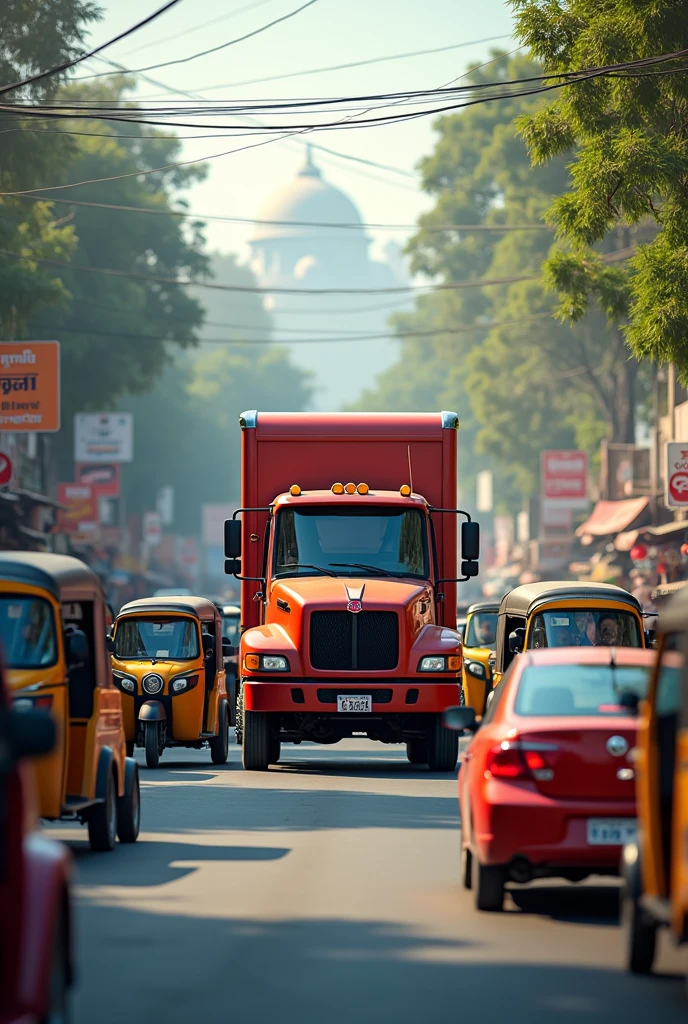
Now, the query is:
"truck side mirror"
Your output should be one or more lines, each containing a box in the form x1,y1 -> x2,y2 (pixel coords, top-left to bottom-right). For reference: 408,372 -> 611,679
225,558 -> 241,576
461,521 -> 480,562
461,560 -> 479,577
224,519 -> 242,558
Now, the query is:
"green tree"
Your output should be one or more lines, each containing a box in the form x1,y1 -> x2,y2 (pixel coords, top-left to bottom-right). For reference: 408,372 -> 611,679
0,0 -> 101,335
512,0 -> 688,377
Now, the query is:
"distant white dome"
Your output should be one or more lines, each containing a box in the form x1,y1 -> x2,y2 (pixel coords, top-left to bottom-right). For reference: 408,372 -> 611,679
251,148 -> 364,242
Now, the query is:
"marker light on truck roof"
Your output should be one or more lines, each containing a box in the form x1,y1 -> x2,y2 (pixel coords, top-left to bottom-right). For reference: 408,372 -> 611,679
400,484 -> 412,497
345,482 -> 356,494
356,482 -> 369,494
331,482 -> 345,494
289,484 -> 302,496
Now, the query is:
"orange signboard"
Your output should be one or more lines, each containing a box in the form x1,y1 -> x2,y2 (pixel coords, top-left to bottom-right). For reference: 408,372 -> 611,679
57,483 -> 98,533
0,341 -> 60,432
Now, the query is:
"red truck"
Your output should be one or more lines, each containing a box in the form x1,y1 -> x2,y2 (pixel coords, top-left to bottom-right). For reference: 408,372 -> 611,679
224,411 -> 479,772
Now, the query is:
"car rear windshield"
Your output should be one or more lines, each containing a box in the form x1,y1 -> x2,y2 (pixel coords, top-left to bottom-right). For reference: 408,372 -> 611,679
514,663 -> 669,716
0,595 -> 56,668
465,611 -> 497,649
114,617 -> 199,660
527,609 -> 642,649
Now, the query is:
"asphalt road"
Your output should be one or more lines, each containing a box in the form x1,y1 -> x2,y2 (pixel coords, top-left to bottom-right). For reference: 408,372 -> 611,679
47,737 -> 686,1024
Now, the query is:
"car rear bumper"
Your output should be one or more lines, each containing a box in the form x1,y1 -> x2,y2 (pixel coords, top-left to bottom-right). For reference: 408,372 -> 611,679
470,780 -> 636,870
243,678 -> 460,714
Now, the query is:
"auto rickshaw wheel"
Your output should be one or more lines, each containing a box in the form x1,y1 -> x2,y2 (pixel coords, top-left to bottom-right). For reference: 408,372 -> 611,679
144,722 -> 160,769
243,710 -> 271,770
210,701 -> 230,765
426,714 -> 459,772
117,759 -> 141,843
88,766 -> 117,852
406,739 -> 428,764
40,906 -> 69,1024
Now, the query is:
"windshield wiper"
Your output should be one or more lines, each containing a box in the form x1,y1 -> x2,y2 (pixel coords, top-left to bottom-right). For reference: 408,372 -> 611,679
276,563 -> 337,577
329,562 -> 394,577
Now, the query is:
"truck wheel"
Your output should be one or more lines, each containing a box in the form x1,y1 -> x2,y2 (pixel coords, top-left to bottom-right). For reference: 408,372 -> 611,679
426,714 -> 459,772
406,739 -> 428,764
116,759 -> 141,843
472,855 -> 505,912
269,734 -> 281,765
210,701 -> 230,765
243,710 -> 271,770
235,685 -> 244,745
88,766 -> 117,852
621,846 -> 657,974
144,721 -> 160,769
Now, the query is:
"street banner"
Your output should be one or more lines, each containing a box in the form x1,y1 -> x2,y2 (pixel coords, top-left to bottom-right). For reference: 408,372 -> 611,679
143,511 -> 162,547
74,413 -> 133,463
541,450 -> 589,507
0,341 -> 60,432
75,462 -> 121,497
57,483 -> 98,533
665,442 -> 688,507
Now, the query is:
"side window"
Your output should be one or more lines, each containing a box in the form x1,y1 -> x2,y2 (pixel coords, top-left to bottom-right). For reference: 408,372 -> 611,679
483,665 -> 513,722
503,615 -> 526,669
527,614 -> 547,650
62,601 -> 96,718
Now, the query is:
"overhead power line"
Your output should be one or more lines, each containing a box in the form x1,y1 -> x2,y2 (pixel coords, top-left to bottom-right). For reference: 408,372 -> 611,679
118,0 -> 281,58
0,0 -> 184,97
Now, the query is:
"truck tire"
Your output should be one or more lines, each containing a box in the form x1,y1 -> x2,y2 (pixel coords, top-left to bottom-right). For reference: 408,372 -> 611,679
235,685 -> 244,745
269,734 -> 281,765
472,855 -> 505,912
426,714 -> 459,772
243,710 -> 271,771
406,739 -> 428,765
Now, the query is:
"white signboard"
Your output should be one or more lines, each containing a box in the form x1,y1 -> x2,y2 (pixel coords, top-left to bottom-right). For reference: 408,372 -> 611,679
202,503 -> 235,547
143,511 -> 162,547
665,442 -> 688,507
476,470 -> 493,513
74,413 -> 133,463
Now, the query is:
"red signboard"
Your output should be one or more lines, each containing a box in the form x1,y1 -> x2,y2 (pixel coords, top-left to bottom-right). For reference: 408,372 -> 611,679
0,452 -> 13,486
541,450 -> 588,505
57,483 -> 98,533
75,462 -> 121,498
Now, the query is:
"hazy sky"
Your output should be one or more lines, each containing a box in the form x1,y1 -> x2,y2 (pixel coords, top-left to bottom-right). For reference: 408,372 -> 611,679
81,0 -> 516,260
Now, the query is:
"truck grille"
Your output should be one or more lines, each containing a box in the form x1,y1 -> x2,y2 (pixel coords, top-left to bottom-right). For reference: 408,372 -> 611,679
310,611 -> 398,671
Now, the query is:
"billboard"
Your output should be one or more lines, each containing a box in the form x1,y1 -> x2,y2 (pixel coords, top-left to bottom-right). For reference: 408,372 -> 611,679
665,443 -> 688,508
74,413 -> 133,463
541,450 -> 589,508
57,483 -> 98,533
0,342 -> 60,432
75,462 -> 121,497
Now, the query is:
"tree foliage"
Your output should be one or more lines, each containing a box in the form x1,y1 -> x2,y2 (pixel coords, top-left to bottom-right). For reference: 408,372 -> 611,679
512,0 -> 688,377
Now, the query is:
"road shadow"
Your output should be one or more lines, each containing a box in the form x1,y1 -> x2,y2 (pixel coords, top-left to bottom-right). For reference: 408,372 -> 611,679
508,882 -> 621,925
67,838 -> 289,886
132,783 -> 459,833
71,907 -> 687,1024
272,755 -> 458,780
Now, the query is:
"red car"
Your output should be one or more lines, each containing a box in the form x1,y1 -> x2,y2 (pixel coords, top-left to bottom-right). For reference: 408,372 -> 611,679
0,664 -> 73,1023
444,646 -> 656,912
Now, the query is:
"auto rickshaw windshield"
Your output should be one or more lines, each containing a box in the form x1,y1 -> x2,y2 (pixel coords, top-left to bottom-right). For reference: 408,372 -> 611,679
115,616 -> 200,661
528,609 -> 642,648
465,612 -> 498,649
0,595 -> 57,668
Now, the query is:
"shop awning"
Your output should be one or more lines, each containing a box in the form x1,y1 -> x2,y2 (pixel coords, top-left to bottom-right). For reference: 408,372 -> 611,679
615,518 -> 688,551
576,497 -> 650,542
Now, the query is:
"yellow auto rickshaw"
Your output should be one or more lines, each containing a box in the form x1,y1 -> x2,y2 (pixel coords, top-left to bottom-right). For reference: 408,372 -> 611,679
461,600 -> 498,713
621,586 -> 688,976
0,552 -> 140,851
111,596 -> 231,769
490,582 -> 646,692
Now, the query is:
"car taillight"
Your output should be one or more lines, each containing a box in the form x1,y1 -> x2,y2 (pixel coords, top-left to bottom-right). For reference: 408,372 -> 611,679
35,695 -> 53,710
485,739 -> 558,782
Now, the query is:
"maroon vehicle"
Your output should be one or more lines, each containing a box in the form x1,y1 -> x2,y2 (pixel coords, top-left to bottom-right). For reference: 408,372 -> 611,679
0,664 -> 72,1023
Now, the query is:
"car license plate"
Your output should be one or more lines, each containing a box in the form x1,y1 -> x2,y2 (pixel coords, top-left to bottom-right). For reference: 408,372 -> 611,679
337,694 -> 372,713
586,818 -> 637,846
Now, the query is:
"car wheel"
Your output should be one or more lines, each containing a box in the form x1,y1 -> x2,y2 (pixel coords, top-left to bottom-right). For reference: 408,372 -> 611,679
88,766 -> 117,852
144,721 -> 160,769
461,845 -> 473,890
406,739 -> 428,765
426,714 -> 459,772
210,701 -> 230,765
40,908 -> 70,1024
472,854 -> 505,912
243,710 -> 271,770
116,759 -> 141,843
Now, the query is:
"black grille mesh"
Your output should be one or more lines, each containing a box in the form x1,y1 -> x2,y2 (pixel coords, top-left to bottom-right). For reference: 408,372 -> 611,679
310,611 -> 398,671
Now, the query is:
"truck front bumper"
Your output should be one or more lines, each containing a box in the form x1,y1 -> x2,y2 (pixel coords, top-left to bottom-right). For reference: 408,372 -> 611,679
243,678 -> 460,714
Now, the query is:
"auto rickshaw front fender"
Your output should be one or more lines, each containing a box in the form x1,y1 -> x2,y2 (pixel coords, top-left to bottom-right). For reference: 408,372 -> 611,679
138,701 -> 167,722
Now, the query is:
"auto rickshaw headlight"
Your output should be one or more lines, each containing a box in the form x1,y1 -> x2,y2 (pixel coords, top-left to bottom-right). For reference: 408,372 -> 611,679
113,670 -> 137,694
466,660 -> 486,679
121,678 -> 135,692
172,678 -> 188,692
142,673 -> 164,695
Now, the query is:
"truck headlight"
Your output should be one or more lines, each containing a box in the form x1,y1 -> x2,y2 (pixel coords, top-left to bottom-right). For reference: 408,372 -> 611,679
466,660 -> 486,679
418,655 -> 462,672
244,654 -> 290,672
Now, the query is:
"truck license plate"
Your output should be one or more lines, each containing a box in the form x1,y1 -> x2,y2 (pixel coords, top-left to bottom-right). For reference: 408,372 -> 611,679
586,818 -> 637,846
337,694 -> 372,713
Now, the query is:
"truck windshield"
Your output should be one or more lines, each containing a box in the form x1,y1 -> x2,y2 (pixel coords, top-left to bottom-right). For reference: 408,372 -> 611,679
114,617 -> 199,660
0,595 -> 57,668
274,506 -> 429,580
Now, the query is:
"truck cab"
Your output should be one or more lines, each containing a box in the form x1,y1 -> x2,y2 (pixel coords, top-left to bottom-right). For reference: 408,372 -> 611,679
225,411 -> 479,772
